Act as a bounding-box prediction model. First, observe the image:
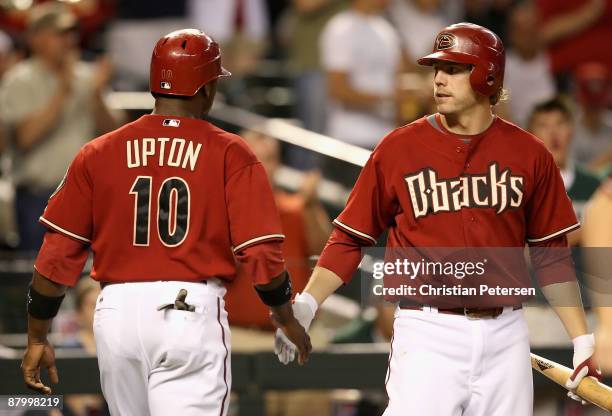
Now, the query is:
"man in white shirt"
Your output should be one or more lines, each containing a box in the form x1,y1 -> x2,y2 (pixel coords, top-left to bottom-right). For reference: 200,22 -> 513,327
504,3 -> 556,127
320,0 -> 401,150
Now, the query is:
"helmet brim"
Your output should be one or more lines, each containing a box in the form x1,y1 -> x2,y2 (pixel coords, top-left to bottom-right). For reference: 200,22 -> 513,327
417,51 -> 475,67
220,67 -> 232,78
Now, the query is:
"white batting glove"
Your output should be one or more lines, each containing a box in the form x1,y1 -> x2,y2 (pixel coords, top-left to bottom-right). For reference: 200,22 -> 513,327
274,292 -> 318,365
565,333 -> 602,405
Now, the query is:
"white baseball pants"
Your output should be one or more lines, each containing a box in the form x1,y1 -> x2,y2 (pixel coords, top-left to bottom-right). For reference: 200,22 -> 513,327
93,280 -> 231,416
383,307 -> 533,416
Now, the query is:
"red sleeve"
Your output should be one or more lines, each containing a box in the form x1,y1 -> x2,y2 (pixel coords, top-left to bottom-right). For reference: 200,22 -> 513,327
529,235 -> 577,287
34,231 -> 90,287
317,227 -> 367,284
225,141 -> 284,253
234,241 -> 285,286
333,152 -> 397,245
39,147 -> 93,244
525,150 -> 579,244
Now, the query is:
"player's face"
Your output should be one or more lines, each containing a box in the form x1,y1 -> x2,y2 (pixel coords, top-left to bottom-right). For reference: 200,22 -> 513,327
528,111 -> 573,167
433,62 -> 479,115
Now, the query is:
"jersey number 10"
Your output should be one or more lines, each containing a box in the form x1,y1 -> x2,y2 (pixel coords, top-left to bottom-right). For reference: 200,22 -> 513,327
129,176 -> 190,247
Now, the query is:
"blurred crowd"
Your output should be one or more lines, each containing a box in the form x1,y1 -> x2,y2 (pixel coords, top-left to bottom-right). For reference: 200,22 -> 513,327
0,0 -> 610,252
0,1 -> 610,415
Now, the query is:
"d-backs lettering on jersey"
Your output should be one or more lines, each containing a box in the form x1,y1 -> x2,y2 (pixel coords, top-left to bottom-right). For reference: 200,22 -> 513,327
405,162 -> 524,218
39,115 -> 284,283
333,114 -> 579,248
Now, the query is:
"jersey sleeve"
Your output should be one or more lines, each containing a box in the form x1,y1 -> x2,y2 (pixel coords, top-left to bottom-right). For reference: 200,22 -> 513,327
334,152 -> 397,245
39,147 -> 93,244
225,144 -> 284,254
234,241 -> 286,286
34,231 -> 89,287
525,150 -> 579,243
528,235 -> 577,287
317,227 -> 365,283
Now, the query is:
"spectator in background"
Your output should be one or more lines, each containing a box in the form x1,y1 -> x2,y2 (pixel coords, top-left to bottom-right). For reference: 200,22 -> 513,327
106,0 -> 187,90
188,0 -> 269,107
0,29 -> 22,249
537,0 -> 612,88
56,277 -> 110,416
0,3 -> 119,251
224,130 -> 332,416
225,130 -> 331,331
528,97 -> 601,246
504,2 -> 556,127
0,30 -> 21,79
0,0 -> 115,56
320,0 -> 401,150
285,0 -> 348,135
571,62 -> 612,173
582,180 -> 612,374
387,0 -> 451,67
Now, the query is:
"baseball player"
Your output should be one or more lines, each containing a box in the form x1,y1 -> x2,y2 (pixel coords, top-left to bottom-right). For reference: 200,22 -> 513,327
275,23 -> 602,415
21,29 -> 311,415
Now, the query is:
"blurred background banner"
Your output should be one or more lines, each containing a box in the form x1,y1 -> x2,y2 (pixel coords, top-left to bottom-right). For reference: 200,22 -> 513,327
0,0 -> 611,415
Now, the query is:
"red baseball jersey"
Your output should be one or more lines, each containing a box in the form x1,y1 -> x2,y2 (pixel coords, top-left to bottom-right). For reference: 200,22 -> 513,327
39,114 -> 284,284
319,114 -> 579,299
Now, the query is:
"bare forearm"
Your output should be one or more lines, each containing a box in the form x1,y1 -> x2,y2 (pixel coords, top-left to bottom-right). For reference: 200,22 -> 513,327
92,92 -> 120,134
331,87 -> 384,109
16,92 -> 68,151
328,72 -> 386,110
293,0 -> 328,13
541,282 -> 589,339
540,3 -> 603,45
303,203 -> 332,254
28,270 -> 67,342
303,266 -> 343,306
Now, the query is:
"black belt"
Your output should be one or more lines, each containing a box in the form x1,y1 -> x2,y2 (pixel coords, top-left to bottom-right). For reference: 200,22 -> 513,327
399,305 -> 522,319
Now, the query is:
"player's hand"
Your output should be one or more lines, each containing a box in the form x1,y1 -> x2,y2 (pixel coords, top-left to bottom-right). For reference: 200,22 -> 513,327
272,292 -> 317,365
565,333 -> 602,404
273,316 -> 312,365
21,339 -> 59,395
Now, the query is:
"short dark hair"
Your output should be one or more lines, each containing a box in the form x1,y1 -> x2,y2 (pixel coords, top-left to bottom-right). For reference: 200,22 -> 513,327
528,96 -> 574,127
151,92 -> 192,101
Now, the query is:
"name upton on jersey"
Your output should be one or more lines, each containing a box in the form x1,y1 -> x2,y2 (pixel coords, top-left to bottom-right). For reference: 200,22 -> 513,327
405,162 -> 525,219
126,138 -> 202,171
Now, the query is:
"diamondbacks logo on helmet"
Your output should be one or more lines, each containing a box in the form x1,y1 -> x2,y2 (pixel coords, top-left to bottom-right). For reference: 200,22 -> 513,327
436,33 -> 456,50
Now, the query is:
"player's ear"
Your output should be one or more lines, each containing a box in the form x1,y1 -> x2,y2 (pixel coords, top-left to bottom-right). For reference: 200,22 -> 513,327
200,80 -> 218,115
203,80 -> 218,101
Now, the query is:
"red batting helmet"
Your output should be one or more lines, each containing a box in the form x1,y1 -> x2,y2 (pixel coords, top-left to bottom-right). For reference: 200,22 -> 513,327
418,23 -> 505,97
150,29 -> 231,97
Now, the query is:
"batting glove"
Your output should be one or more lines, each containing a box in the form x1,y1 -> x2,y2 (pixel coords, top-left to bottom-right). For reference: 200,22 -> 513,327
565,333 -> 602,405
274,292 -> 318,365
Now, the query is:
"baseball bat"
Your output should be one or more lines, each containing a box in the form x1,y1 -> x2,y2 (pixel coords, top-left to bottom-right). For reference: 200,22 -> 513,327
531,353 -> 612,412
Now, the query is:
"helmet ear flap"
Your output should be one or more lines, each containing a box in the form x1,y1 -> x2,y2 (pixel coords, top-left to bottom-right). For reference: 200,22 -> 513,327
469,63 -> 489,96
